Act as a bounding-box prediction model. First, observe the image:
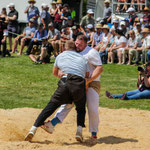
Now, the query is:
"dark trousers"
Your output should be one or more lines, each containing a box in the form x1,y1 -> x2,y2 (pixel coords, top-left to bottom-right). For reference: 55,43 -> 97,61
34,74 -> 86,127
26,40 -> 42,55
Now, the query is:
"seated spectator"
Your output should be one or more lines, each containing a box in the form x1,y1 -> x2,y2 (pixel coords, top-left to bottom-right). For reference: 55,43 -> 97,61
106,62 -> 150,100
107,29 -> 127,64
107,28 -> 117,63
47,22 -> 61,57
133,17 -> 141,31
59,27 -> 73,53
124,18 -> 133,30
61,16 -> 74,29
91,24 -> 103,48
29,37 -> 53,64
40,3 -> 51,31
142,7 -> 150,23
25,23 -> 47,55
83,24 -> 94,46
95,25 -> 111,64
11,19 -> 36,55
111,17 -> 119,30
123,30 -> 139,65
137,28 -> 150,64
24,0 -> 39,25
72,25 -> 82,41
119,21 -> 130,38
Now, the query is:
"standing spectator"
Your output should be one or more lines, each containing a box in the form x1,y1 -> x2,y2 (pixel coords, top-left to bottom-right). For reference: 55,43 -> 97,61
24,0 -> 39,25
80,9 -> 95,33
40,3 -> 51,31
0,8 -> 7,20
7,3 -> 18,52
25,24 -> 47,55
61,4 -> 71,26
0,17 -> 10,57
47,22 -> 61,57
126,7 -> 137,26
49,0 -> 57,23
103,0 -> 112,23
54,3 -> 63,31
11,19 -> 36,55
92,24 -> 103,48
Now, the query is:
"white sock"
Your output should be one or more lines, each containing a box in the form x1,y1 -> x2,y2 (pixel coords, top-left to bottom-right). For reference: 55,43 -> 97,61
30,126 -> 37,134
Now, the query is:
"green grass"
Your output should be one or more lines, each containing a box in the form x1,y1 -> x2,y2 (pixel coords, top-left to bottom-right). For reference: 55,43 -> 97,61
1,54 -> 150,111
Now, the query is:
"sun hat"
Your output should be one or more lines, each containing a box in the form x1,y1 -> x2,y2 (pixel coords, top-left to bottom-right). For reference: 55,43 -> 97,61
102,24 -> 109,29
72,26 -> 77,30
96,24 -> 102,28
41,3 -> 49,8
7,3 -> 15,8
104,0 -> 110,3
87,24 -> 93,29
28,0 -> 36,3
56,0 -> 62,4
51,0 -> 56,5
142,28 -> 149,33
120,21 -> 126,26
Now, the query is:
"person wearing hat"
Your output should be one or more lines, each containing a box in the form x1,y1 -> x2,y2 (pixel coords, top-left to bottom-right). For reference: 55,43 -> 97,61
61,16 -> 74,29
126,7 -> 137,26
83,24 -> 94,46
47,22 -> 61,57
7,3 -> 19,52
25,23 -> 47,55
40,3 -> 51,31
103,0 -> 112,24
50,0 -> 57,22
137,28 -> 150,64
11,19 -> 36,55
91,24 -> 103,48
111,17 -> 119,30
119,21 -> 129,38
97,24 -> 111,64
80,9 -> 95,33
56,0 -> 62,7
24,0 -> 39,24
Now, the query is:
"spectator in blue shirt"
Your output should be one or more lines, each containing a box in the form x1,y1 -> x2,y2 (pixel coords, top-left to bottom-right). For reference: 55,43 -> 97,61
25,23 -> 47,55
24,0 -> 39,25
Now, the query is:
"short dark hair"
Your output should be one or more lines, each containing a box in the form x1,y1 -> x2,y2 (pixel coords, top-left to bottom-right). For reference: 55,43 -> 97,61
76,34 -> 88,43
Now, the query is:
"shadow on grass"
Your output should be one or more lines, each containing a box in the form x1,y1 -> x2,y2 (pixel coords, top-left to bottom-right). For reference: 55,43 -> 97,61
63,136 -> 138,147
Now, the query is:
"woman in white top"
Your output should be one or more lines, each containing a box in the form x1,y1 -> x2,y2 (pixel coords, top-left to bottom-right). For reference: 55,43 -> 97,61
49,1 -> 57,22
108,29 -> 127,64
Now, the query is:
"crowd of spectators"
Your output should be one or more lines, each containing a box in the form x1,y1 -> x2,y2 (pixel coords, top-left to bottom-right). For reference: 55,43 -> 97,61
0,0 -> 150,65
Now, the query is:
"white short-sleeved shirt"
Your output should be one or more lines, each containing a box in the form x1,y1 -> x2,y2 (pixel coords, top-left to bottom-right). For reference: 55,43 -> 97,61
128,37 -> 137,47
80,46 -> 102,81
142,35 -> 150,48
115,36 -> 127,46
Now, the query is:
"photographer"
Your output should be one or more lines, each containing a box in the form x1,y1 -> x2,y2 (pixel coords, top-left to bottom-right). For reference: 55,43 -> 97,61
106,62 -> 150,100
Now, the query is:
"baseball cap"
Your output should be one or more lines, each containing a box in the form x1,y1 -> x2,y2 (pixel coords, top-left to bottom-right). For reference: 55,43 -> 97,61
96,17 -> 101,22
126,7 -> 135,12
143,7 -> 149,11
120,21 -> 126,26
41,3 -> 48,8
102,24 -> 109,30
7,3 -> 15,8
72,26 -> 77,30
136,22 -> 141,26
87,9 -> 94,14
86,24 -> 93,29
124,18 -> 129,22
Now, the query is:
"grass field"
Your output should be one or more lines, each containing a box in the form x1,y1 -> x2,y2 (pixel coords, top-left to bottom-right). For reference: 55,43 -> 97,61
1,54 -> 150,111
